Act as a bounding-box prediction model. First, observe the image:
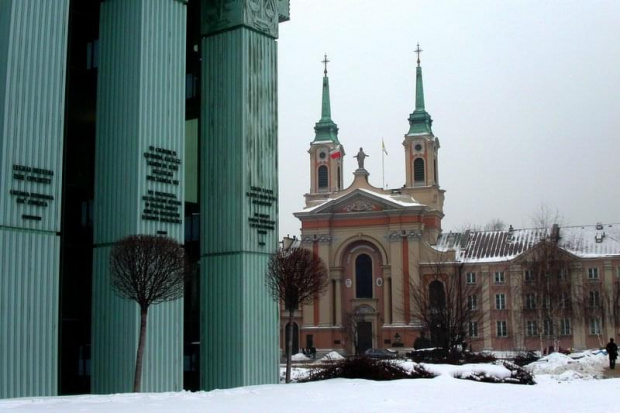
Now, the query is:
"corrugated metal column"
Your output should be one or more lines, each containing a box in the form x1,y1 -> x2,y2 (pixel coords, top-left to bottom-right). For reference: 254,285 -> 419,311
200,1 -> 289,390
0,0 -> 69,398
91,0 -> 187,393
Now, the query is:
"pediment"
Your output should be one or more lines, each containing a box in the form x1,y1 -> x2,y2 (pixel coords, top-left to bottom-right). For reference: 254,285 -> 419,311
304,189 -> 416,215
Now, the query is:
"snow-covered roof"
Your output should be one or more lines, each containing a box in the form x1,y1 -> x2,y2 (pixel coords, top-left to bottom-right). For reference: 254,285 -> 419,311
435,223 -> 620,263
296,188 -> 421,215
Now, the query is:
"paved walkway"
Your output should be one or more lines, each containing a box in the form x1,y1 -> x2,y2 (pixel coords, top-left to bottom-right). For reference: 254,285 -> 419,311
604,366 -> 620,378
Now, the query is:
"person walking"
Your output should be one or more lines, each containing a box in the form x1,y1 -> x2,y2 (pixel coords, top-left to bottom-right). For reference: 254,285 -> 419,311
606,338 -> 618,369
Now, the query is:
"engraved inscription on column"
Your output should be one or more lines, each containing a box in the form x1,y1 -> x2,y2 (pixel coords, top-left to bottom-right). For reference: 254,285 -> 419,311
246,185 -> 276,246
9,164 -> 55,221
141,146 -> 182,224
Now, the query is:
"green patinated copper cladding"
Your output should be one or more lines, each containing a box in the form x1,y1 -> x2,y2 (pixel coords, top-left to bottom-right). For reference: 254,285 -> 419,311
91,0 -> 186,394
313,75 -> 340,143
200,0 -> 287,390
0,0 -> 70,398
407,65 -> 433,135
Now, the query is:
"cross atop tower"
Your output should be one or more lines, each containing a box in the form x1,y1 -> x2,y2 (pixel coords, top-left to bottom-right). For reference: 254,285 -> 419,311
415,43 -> 423,67
322,53 -> 330,76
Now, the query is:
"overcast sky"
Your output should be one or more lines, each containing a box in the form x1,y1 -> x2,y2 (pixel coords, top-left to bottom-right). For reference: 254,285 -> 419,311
276,0 -> 620,240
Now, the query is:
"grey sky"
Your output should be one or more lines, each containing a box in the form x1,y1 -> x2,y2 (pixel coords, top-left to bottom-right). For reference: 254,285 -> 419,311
276,0 -> 620,239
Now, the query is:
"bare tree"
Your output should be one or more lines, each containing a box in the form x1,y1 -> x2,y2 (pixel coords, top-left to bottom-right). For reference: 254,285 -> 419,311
484,218 -> 507,231
110,235 -> 188,392
519,239 -> 577,354
265,247 -> 329,383
411,252 -> 485,355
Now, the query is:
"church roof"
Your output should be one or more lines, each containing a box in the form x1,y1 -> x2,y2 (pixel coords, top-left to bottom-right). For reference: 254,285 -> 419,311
435,223 -> 620,263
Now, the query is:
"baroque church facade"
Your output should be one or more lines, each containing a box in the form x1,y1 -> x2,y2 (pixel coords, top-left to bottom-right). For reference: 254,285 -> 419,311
283,54 -> 620,356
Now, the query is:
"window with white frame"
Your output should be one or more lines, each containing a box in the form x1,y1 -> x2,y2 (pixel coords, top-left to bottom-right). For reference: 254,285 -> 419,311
543,319 -> 554,335
588,267 -> 599,280
494,271 -> 505,283
589,290 -> 601,307
467,295 -> 477,311
526,320 -> 537,336
496,320 -> 508,337
525,293 -> 536,310
495,294 -> 506,310
589,318 -> 601,335
466,272 -> 476,284
469,322 -> 478,338
561,318 -> 571,335
524,270 -> 534,282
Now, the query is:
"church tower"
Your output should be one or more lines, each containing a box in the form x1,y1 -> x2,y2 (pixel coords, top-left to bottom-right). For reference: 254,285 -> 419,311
308,56 -> 344,197
402,45 -> 444,213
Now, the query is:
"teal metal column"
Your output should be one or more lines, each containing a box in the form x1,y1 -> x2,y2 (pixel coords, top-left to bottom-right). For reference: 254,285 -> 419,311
0,0 -> 69,398
91,0 -> 187,393
200,0 -> 290,390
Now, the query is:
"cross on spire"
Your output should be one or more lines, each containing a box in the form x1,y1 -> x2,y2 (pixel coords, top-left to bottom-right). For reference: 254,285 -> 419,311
322,54 -> 330,76
415,43 -> 423,67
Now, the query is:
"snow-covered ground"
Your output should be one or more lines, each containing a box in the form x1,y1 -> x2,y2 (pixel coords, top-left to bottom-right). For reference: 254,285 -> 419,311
1,352 -> 615,413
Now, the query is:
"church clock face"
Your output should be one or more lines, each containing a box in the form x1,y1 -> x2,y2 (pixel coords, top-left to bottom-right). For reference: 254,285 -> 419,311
414,143 -> 423,152
318,149 -> 327,160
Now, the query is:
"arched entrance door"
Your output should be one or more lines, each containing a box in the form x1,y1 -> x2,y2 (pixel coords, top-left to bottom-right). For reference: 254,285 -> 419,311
285,322 -> 299,355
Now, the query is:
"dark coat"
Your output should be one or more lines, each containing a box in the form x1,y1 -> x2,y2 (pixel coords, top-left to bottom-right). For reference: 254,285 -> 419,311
606,341 -> 618,359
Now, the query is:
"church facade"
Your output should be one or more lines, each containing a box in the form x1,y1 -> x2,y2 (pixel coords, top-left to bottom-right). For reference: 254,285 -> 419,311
284,53 -> 620,357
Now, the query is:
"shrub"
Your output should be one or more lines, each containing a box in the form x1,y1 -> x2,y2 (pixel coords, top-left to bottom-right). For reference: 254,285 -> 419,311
407,349 -> 496,365
513,350 -> 540,367
301,357 -> 436,382
454,360 -> 535,385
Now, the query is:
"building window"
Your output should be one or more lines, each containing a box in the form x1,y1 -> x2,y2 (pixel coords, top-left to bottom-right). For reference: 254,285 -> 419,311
186,73 -> 198,99
494,271 -> 505,283
525,294 -> 536,310
559,292 -> 569,309
318,165 -> 328,190
589,290 -> 600,307
469,322 -> 478,338
413,158 -> 425,184
495,294 -> 506,310
559,269 -> 567,280
588,267 -> 599,280
589,318 -> 601,335
86,39 -> 99,70
524,270 -> 534,282
355,254 -> 373,299
616,266 -> 620,278
542,295 -> 551,309
466,272 -> 476,284
467,295 -> 477,311
561,319 -> 571,336
543,319 -> 554,335
496,320 -> 508,337
526,320 -> 537,336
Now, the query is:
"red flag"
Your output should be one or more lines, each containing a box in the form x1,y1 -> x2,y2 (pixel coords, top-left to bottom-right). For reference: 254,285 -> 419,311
330,146 -> 341,159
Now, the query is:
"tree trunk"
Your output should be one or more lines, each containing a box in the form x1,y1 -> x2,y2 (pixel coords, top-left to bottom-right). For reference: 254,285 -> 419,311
134,306 -> 149,392
285,309 -> 294,383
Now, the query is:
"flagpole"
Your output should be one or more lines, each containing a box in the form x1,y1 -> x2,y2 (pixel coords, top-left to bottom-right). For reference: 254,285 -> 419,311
382,140 -> 385,189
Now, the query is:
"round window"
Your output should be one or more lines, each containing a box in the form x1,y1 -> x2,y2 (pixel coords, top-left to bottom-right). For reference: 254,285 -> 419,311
319,151 -> 327,159
414,144 -> 423,152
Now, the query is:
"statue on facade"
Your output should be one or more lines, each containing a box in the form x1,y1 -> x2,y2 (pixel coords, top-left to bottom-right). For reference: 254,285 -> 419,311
354,147 -> 368,169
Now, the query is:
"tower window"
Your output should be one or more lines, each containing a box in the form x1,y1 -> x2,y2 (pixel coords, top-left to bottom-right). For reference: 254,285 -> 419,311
318,165 -> 328,190
413,158 -> 425,184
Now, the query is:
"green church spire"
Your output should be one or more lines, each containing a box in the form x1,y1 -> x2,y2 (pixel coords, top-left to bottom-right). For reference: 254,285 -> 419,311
407,43 -> 433,135
314,54 -> 340,143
